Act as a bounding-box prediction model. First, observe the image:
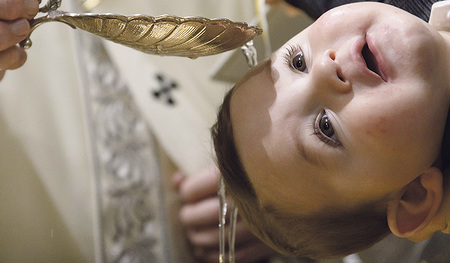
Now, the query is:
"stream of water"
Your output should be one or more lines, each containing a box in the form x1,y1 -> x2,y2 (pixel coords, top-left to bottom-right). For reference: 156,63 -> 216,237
241,40 -> 258,68
218,176 -> 228,263
217,40 -> 258,263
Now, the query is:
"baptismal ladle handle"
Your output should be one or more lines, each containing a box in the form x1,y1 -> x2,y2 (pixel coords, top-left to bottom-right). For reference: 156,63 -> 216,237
20,0 -> 262,58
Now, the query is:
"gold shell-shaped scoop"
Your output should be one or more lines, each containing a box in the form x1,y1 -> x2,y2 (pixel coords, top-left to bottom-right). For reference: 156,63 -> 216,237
22,11 -> 262,58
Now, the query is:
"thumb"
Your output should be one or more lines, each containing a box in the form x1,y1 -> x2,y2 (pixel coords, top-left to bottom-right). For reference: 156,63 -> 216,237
171,172 -> 185,190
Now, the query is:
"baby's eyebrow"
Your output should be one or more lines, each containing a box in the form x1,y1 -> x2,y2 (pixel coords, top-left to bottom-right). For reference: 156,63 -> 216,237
269,57 -> 280,83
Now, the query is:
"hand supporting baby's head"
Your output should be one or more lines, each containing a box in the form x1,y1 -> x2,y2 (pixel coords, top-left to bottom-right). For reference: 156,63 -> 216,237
212,2 -> 450,259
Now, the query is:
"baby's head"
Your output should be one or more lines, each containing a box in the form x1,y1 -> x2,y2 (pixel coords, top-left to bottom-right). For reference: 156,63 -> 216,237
212,2 -> 450,259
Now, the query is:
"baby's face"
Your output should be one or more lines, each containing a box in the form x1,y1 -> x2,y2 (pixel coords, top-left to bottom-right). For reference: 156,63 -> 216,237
231,3 -> 450,215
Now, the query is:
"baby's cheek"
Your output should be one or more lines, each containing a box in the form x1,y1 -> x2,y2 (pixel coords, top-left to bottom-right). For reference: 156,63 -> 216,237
366,115 -> 389,136
353,112 -> 408,154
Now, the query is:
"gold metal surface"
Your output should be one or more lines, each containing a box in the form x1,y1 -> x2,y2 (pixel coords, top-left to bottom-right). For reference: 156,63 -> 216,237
22,9 -> 262,58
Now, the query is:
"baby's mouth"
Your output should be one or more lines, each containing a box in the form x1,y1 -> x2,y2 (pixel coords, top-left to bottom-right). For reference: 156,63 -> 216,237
361,43 -> 386,82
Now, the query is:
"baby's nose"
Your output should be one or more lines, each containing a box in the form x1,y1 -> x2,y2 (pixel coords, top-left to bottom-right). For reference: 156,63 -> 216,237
312,49 -> 351,94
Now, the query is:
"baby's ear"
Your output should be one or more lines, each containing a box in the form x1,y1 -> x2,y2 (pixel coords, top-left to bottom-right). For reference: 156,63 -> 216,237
386,167 -> 443,241
429,2 -> 450,32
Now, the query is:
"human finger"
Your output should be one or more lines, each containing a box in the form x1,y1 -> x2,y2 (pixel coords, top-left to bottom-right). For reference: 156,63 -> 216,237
0,45 -> 27,69
0,19 -> 31,50
179,196 -> 219,227
0,0 -> 39,20
171,171 -> 185,190
179,165 -> 220,203
186,220 -> 259,248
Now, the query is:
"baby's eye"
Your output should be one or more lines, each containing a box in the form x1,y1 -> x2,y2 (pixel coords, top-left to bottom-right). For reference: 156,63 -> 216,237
284,45 -> 308,73
292,51 -> 307,72
319,113 -> 334,137
314,110 -> 340,147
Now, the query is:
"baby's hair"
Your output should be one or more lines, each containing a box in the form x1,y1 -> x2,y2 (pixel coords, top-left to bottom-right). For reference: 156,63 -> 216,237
211,86 -> 391,259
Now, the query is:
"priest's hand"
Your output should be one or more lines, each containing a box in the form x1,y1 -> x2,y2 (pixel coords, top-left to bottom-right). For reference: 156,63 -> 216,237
0,0 -> 39,80
173,166 -> 276,263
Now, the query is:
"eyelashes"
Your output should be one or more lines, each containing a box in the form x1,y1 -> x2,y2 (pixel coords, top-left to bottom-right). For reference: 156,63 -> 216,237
312,111 -> 341,148
283,44 -> 308,73
283,44 -> 298,66
316,111 -> 341,147
283,44 -> 340,148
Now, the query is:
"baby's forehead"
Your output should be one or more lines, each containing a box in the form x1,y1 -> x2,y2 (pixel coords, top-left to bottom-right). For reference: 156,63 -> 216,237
230,58 -> 276,153
236,58 -> 274,87
231,60 -> 274,114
